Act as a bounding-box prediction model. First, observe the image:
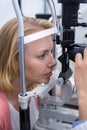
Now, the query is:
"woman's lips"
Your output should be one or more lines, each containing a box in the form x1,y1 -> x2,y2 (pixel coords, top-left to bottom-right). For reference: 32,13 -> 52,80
44,72 -> 52,78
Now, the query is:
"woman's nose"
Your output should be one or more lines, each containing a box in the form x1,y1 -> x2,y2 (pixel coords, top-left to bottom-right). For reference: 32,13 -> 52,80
48,54 -> 57,68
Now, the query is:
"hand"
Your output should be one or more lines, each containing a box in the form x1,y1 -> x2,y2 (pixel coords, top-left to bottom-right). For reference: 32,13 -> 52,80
74,47 -> 87,98
74,47 -> 87,119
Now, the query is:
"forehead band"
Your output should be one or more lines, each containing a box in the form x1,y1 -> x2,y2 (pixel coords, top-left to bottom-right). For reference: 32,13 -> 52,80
24,27 -> 57,44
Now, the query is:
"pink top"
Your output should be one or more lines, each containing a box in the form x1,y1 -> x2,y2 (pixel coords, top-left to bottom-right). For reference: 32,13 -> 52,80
0,92 -> 12,130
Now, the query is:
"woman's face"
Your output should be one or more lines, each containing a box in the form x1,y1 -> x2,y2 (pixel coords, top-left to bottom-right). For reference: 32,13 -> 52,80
24,35 -> 57,85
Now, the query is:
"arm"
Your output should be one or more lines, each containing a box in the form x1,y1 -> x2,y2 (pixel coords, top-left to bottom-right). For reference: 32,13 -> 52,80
0,104 -> 9,130
74,47 -> 87,120
0,119 -> 5,130
0,92 -> 12,130
71,121 -> 87,130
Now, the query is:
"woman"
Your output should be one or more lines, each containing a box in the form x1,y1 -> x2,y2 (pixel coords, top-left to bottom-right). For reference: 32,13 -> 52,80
0,17 -> 57,130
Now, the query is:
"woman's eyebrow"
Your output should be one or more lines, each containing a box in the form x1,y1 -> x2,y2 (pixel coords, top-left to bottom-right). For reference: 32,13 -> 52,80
39,49 -> 51,53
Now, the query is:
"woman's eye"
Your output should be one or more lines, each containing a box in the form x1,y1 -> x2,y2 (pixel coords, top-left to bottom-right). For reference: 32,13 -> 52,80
51,49 -> 54,55
39,54 -> 46,59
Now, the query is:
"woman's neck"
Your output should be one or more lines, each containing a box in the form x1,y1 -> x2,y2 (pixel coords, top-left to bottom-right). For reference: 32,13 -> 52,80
7,77 -> 20,111
7,77 -> 38,111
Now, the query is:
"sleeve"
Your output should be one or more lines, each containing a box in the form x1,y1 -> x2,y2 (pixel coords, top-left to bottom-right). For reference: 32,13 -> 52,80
0,92 -> 12,130
72,120 -> 87,128
71,121 -> 87,130
0,107 -> 6,130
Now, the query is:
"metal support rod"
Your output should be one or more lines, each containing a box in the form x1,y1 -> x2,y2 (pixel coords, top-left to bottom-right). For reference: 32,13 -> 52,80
47,0 -> 58,95
12,0 -> 26,96
12,0 -> 30,130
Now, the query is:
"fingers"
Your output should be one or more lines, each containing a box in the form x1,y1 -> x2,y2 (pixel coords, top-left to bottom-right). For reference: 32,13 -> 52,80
75,47 -> 87,65
74,47 -> 87,100
75,53 -> 82,64
83,47 -> 87,62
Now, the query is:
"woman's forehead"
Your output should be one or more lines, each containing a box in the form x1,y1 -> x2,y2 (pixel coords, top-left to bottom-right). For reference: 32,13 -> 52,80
25,35 -> 52,46
24,36 -> 53,51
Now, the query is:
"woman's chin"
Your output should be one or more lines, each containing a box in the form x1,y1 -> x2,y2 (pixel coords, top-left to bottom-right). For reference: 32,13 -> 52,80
41,79 -> 50,84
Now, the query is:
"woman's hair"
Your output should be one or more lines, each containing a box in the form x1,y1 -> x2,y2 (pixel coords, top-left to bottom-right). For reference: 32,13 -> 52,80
0,17 -> 54,92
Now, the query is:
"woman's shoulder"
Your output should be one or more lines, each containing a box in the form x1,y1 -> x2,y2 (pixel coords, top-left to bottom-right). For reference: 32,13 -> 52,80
0,91 -> 7,110
0,91 -> 8,110
0,91 -> 12,130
